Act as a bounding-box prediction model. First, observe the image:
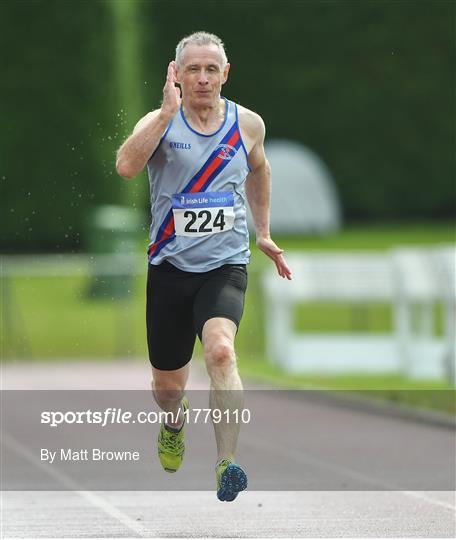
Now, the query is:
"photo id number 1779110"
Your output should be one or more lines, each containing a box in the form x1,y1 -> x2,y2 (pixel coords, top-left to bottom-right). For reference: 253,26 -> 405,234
183,408 -> 251,424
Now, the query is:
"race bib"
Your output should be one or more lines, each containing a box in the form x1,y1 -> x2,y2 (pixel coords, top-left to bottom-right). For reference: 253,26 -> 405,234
172,191 -> 235,237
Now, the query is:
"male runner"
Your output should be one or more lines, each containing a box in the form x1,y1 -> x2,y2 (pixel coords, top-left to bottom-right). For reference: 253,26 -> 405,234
116,32 -> 291,501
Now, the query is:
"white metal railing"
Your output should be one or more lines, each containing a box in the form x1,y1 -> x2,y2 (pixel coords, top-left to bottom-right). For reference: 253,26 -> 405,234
262,245 -> 456,383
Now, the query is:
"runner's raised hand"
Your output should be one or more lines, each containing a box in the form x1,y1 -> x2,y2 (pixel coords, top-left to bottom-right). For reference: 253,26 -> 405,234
161,61 -> 182,120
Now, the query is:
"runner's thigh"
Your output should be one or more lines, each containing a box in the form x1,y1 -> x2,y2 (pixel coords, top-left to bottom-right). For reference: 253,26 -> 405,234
193,265 -> 247,340
146,262 -> 198,370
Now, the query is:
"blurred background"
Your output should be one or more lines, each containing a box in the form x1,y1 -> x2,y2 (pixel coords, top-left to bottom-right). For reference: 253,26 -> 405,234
1,0 -> 455,401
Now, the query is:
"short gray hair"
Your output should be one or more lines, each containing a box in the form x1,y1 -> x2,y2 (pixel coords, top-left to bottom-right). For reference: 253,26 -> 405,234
175,31 -> 228,68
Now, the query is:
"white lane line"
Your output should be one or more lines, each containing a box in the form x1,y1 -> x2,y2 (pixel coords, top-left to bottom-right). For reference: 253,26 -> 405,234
246,434 -> 456,511
2,431 -> 150,538
399,490 -> 456,510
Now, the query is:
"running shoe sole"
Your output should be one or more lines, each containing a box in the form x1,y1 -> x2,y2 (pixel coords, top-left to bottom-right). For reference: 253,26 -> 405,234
217,464 -> 248,502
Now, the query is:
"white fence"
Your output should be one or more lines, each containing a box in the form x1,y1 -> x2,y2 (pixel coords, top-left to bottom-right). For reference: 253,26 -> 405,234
2,249 -> 455,382
262,246 -> 455,383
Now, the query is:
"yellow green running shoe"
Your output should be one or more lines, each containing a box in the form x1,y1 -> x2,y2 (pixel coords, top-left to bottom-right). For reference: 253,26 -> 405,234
216,458 -> 247,501
157,396 -> 188,473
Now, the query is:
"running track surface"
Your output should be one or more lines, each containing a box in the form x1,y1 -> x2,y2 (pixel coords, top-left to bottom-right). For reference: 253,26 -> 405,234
2,359 -> 455,538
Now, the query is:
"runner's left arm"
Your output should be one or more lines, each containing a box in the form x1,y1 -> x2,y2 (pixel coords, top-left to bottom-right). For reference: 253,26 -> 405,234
245,116 -> 292,280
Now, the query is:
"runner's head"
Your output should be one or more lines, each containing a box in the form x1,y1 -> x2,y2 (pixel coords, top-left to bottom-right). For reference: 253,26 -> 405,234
175,32 -> 230,106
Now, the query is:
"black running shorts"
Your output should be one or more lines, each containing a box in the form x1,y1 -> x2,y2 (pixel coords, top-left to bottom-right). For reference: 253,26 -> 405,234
146,261 -> 247,371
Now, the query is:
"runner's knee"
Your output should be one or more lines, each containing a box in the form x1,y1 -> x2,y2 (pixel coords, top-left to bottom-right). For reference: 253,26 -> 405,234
153,388 -> 185,407
205,339 -> 235,369
152,374 -> 185,404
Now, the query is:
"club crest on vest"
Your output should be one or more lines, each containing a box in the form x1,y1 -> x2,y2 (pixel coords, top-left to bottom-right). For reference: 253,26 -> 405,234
217,144 -> 237,160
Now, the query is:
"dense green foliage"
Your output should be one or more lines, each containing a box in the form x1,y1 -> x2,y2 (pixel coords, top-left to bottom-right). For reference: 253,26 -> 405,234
148,0 -> 455,220
1,0 -> 132,251
1,1 -> 454,252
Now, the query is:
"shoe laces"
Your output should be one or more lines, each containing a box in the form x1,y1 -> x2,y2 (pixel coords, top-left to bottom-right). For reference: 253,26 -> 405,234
159,428 -> 183,454
216,458 -> 232,472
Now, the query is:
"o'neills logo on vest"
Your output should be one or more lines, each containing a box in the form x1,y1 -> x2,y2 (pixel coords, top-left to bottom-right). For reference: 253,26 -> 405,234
170,141 -> 192,150
216,143 -> 237,160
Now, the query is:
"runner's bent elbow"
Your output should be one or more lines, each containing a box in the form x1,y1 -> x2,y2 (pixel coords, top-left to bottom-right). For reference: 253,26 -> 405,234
115,156 -> 138,180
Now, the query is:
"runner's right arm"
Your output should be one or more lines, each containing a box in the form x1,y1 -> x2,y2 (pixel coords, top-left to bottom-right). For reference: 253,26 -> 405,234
116,62 -> 181,180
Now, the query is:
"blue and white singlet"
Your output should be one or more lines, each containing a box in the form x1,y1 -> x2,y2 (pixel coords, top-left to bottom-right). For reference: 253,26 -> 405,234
146,98 -> 251,272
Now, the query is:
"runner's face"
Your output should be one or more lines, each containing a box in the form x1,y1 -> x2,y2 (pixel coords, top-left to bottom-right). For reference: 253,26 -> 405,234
177,44 -> 229,105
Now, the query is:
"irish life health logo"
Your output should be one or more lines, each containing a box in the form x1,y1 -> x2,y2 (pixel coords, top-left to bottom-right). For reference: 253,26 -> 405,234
216,144 -> 237,160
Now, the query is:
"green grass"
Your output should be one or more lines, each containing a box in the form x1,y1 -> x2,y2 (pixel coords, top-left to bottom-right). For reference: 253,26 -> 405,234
293,302 -> 444,334
2,275 -> 148,359
235,356 -> 455,414
238,357 -> 452,390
